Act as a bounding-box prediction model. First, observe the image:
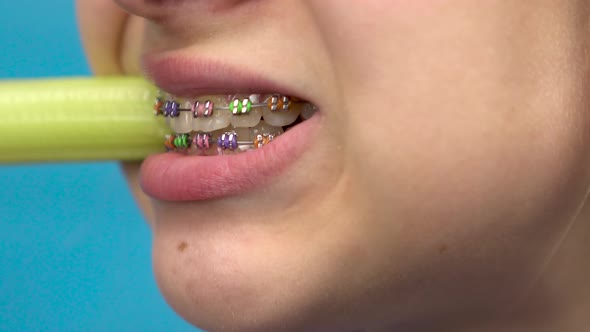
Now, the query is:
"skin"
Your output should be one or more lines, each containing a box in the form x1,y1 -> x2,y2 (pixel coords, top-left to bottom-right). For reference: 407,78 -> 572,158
77,1 -> 590,331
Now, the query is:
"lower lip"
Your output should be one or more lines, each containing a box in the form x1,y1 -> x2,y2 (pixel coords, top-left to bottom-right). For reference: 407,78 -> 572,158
139,114 -> 321,201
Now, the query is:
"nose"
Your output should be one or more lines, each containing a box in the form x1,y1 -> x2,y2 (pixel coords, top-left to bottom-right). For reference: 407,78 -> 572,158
114,0 -> 246,21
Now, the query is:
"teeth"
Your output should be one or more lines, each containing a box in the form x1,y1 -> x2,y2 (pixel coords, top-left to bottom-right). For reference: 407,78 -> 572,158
262,101 -> 301,127
251,120 -> 284,138
197,111 -> 232,132
228,126 -> 254,153
165,121 -> 286,156
249,94 -> 261,103
199,129 -> 224,156
300,103 -> 317,120
169,100 -> 193,133
230,126 -> 252,140
191,96 -> 231,132
230,107 -> 262,128
160,93 -> 316,152
170,112 -> 193,133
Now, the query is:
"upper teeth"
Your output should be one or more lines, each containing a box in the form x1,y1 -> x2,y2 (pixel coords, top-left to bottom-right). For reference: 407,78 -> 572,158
155,93 -> 316,133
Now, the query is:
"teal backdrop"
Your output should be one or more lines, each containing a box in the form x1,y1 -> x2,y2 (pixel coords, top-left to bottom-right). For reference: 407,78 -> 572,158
0,1 -> 199,331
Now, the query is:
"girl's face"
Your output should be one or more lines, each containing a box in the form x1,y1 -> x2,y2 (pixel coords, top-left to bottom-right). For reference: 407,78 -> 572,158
109,1 -> 590,331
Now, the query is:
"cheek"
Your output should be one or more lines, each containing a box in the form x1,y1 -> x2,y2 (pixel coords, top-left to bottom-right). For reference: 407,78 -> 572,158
339,101 -> 590,320
344,66 -> 590,317
317,0 -> 590,312
366,116 -> 589,240
120,16 -> 145,75
328,0 -> 590,263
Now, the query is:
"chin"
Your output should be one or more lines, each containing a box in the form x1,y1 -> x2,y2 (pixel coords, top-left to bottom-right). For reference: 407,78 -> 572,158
150,215 -> 349,332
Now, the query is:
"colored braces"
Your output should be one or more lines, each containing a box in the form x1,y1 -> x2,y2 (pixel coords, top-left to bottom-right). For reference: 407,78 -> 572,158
164,131 -> 276,152
154,93 -> 314,154
254,133 -> 274,148
192,100 -> 214,117
154,94 -> 303,118
267,95 -> 290,111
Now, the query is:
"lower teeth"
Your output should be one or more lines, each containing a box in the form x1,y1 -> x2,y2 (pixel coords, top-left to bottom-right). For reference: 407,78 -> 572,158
163,126 -> 280,156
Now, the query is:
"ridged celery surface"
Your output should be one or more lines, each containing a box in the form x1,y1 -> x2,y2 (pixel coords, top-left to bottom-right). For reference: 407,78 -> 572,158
0,77 -> 169,163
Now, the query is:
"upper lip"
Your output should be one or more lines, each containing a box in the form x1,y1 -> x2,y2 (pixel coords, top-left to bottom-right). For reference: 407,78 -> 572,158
142,52 -> 303,97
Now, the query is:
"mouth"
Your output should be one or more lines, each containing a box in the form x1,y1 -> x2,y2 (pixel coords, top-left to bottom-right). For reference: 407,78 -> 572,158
139,55 -> 321,201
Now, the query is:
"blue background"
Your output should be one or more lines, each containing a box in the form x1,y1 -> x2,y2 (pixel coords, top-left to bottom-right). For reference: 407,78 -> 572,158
0,1 -> 198,331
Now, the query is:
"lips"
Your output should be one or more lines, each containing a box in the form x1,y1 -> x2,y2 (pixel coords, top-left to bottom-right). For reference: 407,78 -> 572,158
139,54 -> 321,201
142,55 -> 306,97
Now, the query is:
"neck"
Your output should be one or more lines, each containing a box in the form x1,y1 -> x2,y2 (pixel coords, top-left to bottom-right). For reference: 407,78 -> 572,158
367,194 -> 590,332
484,195 -> 590,332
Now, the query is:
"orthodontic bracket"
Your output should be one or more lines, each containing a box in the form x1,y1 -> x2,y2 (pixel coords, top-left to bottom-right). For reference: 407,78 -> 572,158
154,94 -> 304,118
164,131 -> 277,152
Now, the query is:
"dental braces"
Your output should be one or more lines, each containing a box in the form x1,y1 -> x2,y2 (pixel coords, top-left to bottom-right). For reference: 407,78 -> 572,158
154,94 -> 304,118
164,131 -> 276,152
